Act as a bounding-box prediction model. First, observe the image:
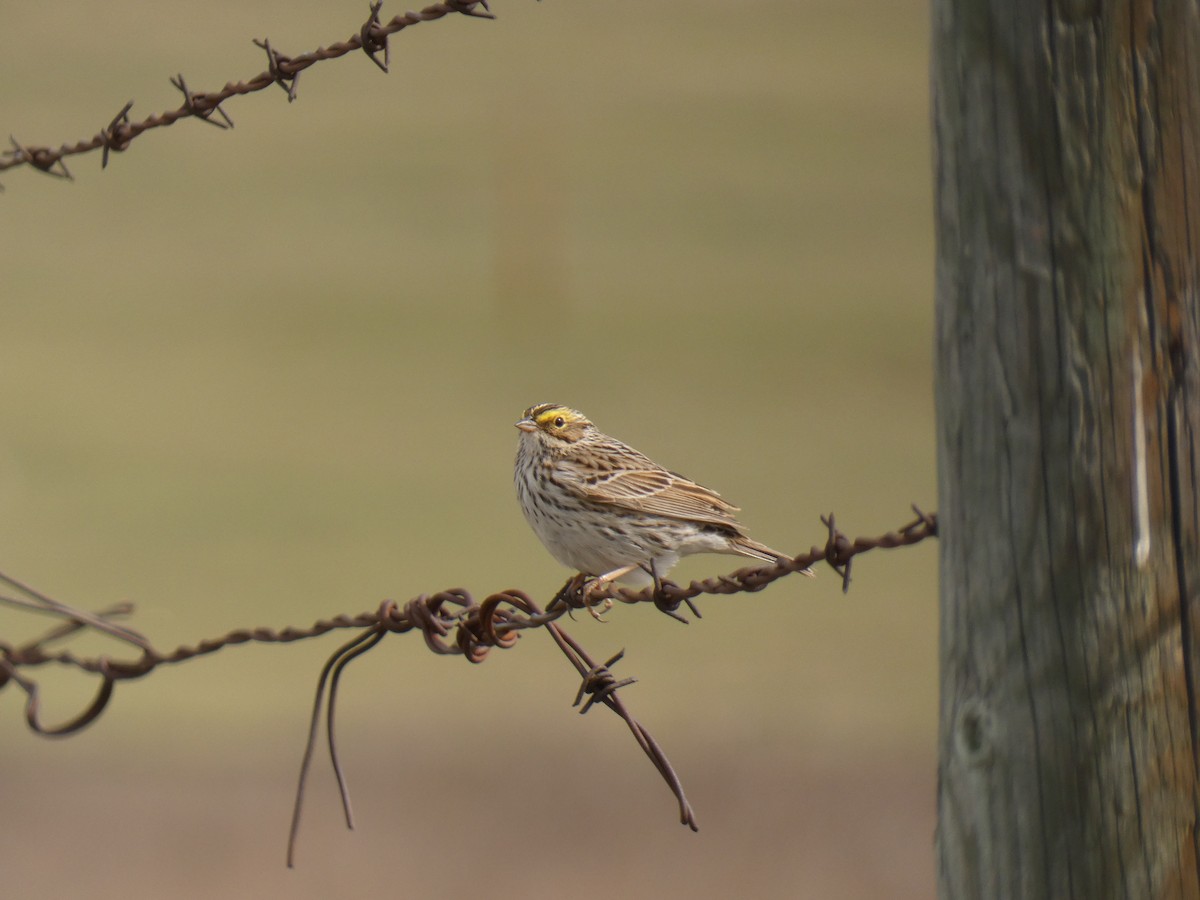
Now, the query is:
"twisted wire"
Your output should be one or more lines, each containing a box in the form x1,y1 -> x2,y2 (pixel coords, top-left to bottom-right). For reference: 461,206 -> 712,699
0,1 -> 496,181
1,508 -> 936,736
0,508 -> 936,861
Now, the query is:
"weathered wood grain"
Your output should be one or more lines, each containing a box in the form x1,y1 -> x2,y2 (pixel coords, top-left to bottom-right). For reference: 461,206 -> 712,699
934,2 -> 1200,897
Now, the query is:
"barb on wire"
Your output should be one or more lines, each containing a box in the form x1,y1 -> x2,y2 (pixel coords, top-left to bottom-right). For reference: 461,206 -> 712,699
169,74 -> 233,129
360,1 -> 391,73
546,622 -> 696,829
253,38 -> 300,102
0,508 -> 937,862
99,101 -> 135,169
0,1 -> 498,181
572,648 -> 637,714
7,136 -> 72,181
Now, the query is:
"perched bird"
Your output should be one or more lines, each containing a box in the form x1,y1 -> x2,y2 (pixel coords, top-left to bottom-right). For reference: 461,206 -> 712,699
514,403 -> 809,611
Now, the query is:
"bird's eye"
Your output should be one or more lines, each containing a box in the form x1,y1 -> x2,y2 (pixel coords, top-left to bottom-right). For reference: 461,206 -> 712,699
554,417 -> 565,428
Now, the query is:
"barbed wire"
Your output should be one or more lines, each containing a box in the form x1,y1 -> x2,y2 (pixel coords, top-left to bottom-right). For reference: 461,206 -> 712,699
0,506 -> 937,863
0,0 -> 497,185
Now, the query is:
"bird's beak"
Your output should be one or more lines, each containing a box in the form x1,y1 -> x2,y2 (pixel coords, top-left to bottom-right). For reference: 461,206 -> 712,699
515,418 -> 538,433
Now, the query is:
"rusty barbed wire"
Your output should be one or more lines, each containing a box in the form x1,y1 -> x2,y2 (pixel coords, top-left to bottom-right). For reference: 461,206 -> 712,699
0,1 -> 497,184
0,507 -> 937,863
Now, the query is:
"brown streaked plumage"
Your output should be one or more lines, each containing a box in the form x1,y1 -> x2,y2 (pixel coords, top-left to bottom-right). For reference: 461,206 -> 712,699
514,404 -> 810,611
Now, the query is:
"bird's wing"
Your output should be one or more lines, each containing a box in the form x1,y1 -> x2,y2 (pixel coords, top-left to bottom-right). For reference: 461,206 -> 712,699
559,453 -> 746,533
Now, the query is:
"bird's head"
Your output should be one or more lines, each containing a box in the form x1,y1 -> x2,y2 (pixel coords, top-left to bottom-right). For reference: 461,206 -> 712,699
515,403 -> 595,446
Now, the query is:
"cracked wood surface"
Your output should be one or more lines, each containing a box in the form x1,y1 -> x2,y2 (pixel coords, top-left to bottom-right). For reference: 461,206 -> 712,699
934,2 -> 1200,897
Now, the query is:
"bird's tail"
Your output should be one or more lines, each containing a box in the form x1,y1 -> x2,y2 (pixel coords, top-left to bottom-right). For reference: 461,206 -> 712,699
730,536 -> 816,577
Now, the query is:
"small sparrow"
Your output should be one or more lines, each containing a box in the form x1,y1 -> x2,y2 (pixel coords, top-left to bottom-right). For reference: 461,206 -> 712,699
514,403 -> 809,612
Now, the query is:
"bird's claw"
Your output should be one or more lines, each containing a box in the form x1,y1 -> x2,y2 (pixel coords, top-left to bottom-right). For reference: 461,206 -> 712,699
580,580 -> 613,622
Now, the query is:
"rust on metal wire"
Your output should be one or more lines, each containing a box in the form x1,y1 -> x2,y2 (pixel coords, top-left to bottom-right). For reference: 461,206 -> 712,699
252,38 -> 301,102
360,0 -> 391,73
99,101 -> 135,169
169,74 -> 234,129
0,1 -> 496,182
0,508 -> 937,863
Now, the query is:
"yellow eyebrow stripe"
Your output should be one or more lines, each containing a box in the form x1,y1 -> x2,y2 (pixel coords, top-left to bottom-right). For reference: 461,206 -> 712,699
535,407 -> 572,425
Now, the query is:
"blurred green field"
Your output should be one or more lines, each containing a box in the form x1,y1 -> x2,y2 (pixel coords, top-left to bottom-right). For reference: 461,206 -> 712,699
1,1 -> 935,897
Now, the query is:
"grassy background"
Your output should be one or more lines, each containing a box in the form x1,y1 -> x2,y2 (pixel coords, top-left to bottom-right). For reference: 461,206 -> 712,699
0,1 -> 935,896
